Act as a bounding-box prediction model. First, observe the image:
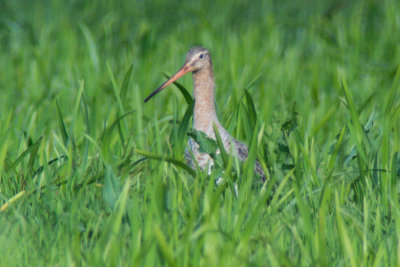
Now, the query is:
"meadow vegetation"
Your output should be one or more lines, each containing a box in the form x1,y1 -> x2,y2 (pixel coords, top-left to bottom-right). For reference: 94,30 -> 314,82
0,0 -> 399,266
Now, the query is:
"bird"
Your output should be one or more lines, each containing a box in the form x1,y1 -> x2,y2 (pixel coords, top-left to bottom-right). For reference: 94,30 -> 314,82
144,46 -> 266,181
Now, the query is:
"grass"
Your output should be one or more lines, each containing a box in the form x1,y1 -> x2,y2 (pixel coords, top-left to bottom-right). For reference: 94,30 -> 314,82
0,0 -> 400,266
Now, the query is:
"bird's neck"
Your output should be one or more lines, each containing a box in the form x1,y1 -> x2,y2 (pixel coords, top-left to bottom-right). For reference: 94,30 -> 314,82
192,67 -> 219,133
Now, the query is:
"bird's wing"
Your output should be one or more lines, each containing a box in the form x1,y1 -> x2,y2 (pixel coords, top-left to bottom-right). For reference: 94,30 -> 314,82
231,138 -> 266,182
231,138 -> 249,161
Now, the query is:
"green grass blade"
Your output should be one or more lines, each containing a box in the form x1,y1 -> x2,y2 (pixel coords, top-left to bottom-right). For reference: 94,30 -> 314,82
154,224 -> 177,267
244,89 -> 257,130
27,137 -> 42,176
80,23 -> 99,72
73,80 -> 85,117
318,126 -> 346,205
339,70 -> 368,165
81,91 -> 90,134
100,111 -> 135,142
106,61 -> 125,114
384,64 -> 400,116
242,120 -> 260,179
97,178 -> 131,261
177,101 -> 194,143
213,123 -> 229,167
0,138 -> 10,176
102,166 -> 120,210
56,99 -> 69,146
328,126 -> 346,173
135,149 -> 196,176
162,73 -> 193,105
293,182 -> 313,259
81,91 -> 90,169
335,191 -> 357,267
120,64 -> 133,99
9,137 -> 42,171
101,110 -> 135,161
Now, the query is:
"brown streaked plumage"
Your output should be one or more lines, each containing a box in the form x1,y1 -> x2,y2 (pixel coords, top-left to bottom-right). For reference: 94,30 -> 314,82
145,46 -> 266,181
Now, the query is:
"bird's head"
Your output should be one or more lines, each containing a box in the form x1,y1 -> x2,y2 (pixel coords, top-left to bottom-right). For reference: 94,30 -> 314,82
185,46 -> 212,72
144,46 -> 211,102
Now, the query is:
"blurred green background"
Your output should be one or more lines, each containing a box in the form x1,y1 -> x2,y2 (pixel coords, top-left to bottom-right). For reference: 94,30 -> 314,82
0,0 -> 399,266
1,0 -> 398,144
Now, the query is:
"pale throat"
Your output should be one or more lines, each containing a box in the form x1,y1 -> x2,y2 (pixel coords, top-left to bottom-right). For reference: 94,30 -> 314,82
192,67 -> 219,133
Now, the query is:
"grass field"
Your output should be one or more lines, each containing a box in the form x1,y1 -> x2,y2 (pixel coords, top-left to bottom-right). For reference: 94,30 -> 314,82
1,0 -> 400,266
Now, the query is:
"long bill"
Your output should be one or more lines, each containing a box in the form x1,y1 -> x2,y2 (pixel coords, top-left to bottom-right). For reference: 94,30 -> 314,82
144,63 -> 192,103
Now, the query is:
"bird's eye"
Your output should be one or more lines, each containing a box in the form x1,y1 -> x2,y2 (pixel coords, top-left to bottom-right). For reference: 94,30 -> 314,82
199,54 -> 204,59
